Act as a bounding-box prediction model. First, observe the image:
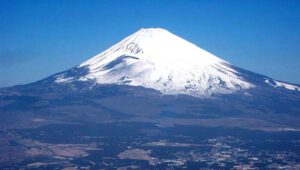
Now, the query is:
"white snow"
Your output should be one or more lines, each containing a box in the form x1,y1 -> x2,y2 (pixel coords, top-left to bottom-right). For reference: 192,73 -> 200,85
54,75 -> 74,83
265,79 -> 300,91
55,28 -> 254,96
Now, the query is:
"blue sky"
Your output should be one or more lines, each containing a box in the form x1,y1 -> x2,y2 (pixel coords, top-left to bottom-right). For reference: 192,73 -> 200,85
1,0 -> 300,87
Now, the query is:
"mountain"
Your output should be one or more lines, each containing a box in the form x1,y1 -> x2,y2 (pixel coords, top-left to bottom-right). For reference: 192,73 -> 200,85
43,28 -> 299,96
1,28 -> 300,169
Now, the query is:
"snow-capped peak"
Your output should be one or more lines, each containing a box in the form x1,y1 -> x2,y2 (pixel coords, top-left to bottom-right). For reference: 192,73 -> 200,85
55,28 -> 255,96
79,28 -> 226,68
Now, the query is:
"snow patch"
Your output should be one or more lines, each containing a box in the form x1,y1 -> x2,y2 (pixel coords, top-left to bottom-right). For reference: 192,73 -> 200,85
54,75 -> 74,83
265,79 -> 300,91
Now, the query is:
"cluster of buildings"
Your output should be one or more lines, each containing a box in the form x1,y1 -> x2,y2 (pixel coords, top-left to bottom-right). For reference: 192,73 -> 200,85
159,136 -> 300,169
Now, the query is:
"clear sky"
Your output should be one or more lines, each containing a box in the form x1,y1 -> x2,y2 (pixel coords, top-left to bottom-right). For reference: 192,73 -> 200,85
1,0 -> 300,87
